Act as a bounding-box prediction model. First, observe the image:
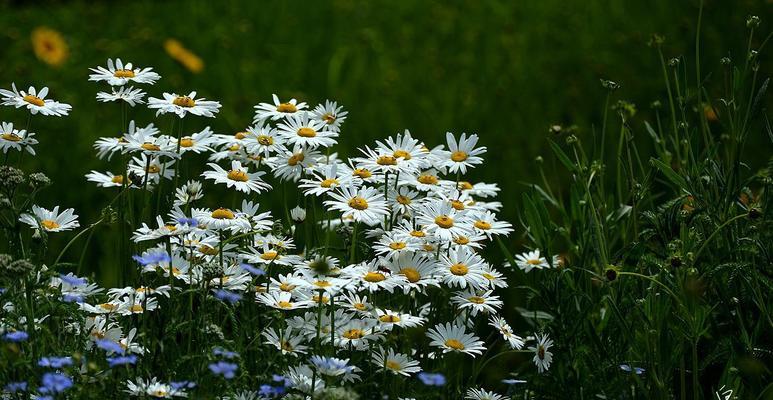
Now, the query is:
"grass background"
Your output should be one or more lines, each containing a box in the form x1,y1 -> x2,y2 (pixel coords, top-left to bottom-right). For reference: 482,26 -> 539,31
0,0 -> 770,284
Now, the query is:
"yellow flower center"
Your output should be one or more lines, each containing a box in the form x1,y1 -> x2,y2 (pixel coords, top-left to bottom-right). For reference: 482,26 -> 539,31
474,220 -> 492,230
435,215 -> 454,228
401,267 -> 421,283
389,242 -> 406,250
467,296 -> 485,304
199,245 -> 219,255
483,273 -> 495,280
450,263 -> 468,276
377,155 -> 397,166
314,280 -> 331,288
348,196 -> 369,210
393,149 -> 411,160
353,303 -> 367,311
211,208 -> 235,219
527,259 -> 543,265
445,339 -> 466,350
111,175 -> 124,184
451,151 -> 468,162
257,135 -> 274,145
363,271 -> 386,282
277,301 -> 294,309
458,181 -> 473,190
379,314 -> 401,323
418,174 -> 438,185
312,294 -> 328,303
227,169 -> 249,182
179,137 -> 194,147
130,304 -> 144,313
276,102 -> 297,113
41,219 -> 60,230
279,282 -> 296,292
229,144 -> 240,152
260,251 -> 279,261
172,96 -> 195,107
281,340 -> 294,351
151,390 -> 168,397
322,113 -> 336,124
98,303 -> 116,311
146,164 -> 160,174
320,178 -> 339,188
113,69 -> 135,78
353,168 -> 372,179
386,360 -> 402,371
2,133 -> 21,142
450,200 -> 465,210
23,95 -> 45,107
297,127 -> 317,138
410,230 -> 426,238
165,224 -> 177,232
423,244 -> 436,252
234,131 -> 248,140
141,142 -> 160,151
288,153 -> 305,166
396,195 -> 411,205
454,236 -> 470,245
343,329 -> 364,339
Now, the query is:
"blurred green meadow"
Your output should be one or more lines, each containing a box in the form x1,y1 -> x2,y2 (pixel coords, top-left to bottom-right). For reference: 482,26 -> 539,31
0,0 -> 770,284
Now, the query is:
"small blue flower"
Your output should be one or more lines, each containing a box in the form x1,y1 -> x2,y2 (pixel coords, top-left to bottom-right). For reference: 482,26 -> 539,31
213,289 -> 242,304
62,294 -> 84,303
239,263 -> 265,276
95,338 -> 125,354
272,374 -> 291,387
502,378 -> 527,385
259,384 -> 285,398
132,250 -> 171,266
170,381 -> 196,390
417,372 -> 446,386
2,331 -> 29,342
59,274 -> 87,286
213,347 -> 240,359
3,381 -> 27,393
208,361 -> 238,379
0,288 -> 7,295
619,364 -> 645,375
107,355 -> 138,367
38,356 -> 73,369
38,372 -> 73,394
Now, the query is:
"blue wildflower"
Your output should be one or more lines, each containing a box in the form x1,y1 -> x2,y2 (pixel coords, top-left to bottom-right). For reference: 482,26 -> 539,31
213,347 -> 240,359
38,372 -> 73,394
239,263 -> 265,276
213,289 -> 242,304
176,217 -> 199,227
170,381 -> 197,390
417,372 -> 446,386
2,331 -> 29,342
107,355 -> 138,367
59,274 -> 87,286
132,250 -> 171,266
95,338 -> 125,354
619,364 -> 645,375
3,381 -> 27,392
62,293 -> 84,303
38,356 -> 73,368
208,361 -> 238,379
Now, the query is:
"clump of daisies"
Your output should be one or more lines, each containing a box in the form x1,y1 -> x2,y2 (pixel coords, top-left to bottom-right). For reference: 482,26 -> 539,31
0,57 -> 545,399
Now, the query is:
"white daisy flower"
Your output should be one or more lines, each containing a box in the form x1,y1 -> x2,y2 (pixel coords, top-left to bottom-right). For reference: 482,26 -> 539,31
515,249 -> 552,272
277,113 -> 338,149
389,186 -> 422,218
415,199 -> 472,242
177,126 -> 216,154
442,132 -> 486,174
147,91 -> 221,118
85,171 -> 134,188
399,169 -> 445,192
451,289 -> 503,316
465,388 -> 506,400
340,293 -> 374,314
437,247 -> 489,290
193,207 -> 251,232
125,377 -> 187,398
89,58 -> 161,86
272,146 -> 323,182
343,260 -> 405,293
427,322 -> 486,357
489,316 -> 524,349
263,327 -> 308,356
202,160 -> 271,194
240,244 -> 301,266
355,146 -> 417,176
128,154 -> 176,185
310,100 -> 348,132
0,83 -> 71,116
375,130 -> 430,171
19,205 -> 79,232
334,319 -> 382,350
324,184 -> 389,226
384,252 -> 440,294
373,308 -> 426,331
373,231 -> 421,259
96,86 -> 146,106
256,291 -> 312,311
0,122 -> 37,154
371,349 -> 421,376
243,125 -> 284,157
253,93 -> 307,123
470,211 -> 513,238
174,180 -> 204,206
529,333 -> 554,373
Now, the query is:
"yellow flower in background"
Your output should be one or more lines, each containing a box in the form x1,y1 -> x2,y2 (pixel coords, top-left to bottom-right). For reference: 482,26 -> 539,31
31,27 -> 69,67
164,39 -> 204,73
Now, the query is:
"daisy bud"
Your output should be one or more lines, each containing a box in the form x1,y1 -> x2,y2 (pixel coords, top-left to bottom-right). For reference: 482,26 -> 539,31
746,15 -> 760,29
290,206 -> 306,223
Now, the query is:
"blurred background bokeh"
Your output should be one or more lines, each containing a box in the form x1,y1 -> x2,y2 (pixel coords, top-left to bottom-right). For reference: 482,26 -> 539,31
0,0 -> 770,285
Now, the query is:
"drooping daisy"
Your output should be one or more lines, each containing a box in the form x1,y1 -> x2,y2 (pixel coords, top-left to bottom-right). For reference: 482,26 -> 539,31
415,199 -> 472,242
19,205 -> 79,232
489,316 -> 524,349
96,86 -> 146,106
437,247 -> 489,290
123,122 -> 176,157
515,249 -> 552,273
202,160 -> 271,194
263,327 -> 308,356
465,388 -> 507,400
529,333 -> 554,373
389,186 -> 421,218
451,289 -> 503,316
442,132 -> 486,174
253,94 -> 307,123
0,83 -> 71,116
341,293 -> 374,314
0,122 -> 38,154
371,349 -> 421,376
128,154 -> 176,185
310,100 -> 348,132
174,180 -> 204,206
427,323 -> 486,357
89,58 -> 161,86
147,91 -> 221,118
277,113 -> 338,149
373,308 -> 426,331
324,184 -> 389,226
